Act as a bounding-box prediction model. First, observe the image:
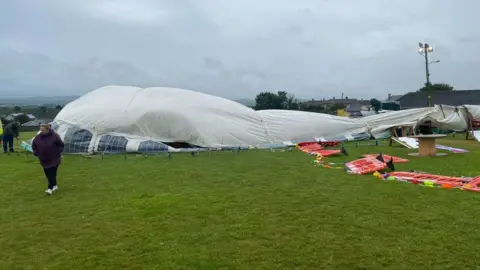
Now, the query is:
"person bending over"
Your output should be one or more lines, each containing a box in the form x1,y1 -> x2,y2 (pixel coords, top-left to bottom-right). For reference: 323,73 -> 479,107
32,124 -> 65,195
3,121 -> 19,153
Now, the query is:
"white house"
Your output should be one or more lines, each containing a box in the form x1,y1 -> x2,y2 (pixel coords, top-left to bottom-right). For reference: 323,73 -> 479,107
22,118 -> 53,127
4,113 -> 37,121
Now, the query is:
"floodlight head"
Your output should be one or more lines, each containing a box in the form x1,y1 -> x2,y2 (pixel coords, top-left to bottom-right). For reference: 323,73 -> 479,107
427,46 -> 433,52
418,42 -> 424,48
418,48 -> 425,53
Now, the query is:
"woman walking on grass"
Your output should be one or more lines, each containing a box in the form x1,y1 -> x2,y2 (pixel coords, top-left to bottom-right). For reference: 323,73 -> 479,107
32,124 -> 64,195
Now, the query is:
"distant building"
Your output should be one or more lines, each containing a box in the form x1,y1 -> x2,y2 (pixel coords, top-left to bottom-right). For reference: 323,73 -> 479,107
302,97 -> 372,112
381,93 -> 403,110
22,120 -> 42,127
397,90 -> 480,109
4,113 -> 36,121
382,93 -> 403,104
22,119 -> 53,127
345,102 -> 369,116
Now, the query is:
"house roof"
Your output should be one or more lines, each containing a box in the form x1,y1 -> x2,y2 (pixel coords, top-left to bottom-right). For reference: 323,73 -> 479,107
345,107 -> 362,112
21,119 -> 53,127
22,120 -> 41,127
347,102 -> 364,110
302,98 -> 370,106
398,90 -> 480,108
383,95 -> 403,103
360,100 -> 371,106
5,113 -> 36,119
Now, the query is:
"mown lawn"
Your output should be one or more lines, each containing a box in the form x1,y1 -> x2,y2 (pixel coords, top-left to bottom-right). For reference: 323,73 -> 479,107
1,133 -> 479,269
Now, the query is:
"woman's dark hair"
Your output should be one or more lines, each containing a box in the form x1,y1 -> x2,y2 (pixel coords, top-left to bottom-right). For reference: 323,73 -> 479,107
40,123 -> 51,130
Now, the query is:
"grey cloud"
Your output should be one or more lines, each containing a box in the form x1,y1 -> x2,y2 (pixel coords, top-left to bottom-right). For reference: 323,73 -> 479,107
0,48 -> 166,96
0,0 -> 479,100
204,58 -> 226,71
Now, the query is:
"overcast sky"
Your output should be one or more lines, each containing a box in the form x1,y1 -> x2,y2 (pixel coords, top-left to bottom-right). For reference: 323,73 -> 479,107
1,0 -> 479,100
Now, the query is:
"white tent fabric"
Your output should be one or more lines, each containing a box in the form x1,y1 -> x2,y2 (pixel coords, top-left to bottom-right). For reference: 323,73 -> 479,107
429,105 -> 469,131
257,110 -> 368,143
361,105 -> 472,136
48,85 -> 479,154
360,108 -> 437,138
54,86 -> 271,152
464,105 -> 480,120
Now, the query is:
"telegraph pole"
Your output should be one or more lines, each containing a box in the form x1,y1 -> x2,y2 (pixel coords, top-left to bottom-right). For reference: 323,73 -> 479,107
418,42 -> 440,87
423,44 -> 430,86
418,42 -> 441,107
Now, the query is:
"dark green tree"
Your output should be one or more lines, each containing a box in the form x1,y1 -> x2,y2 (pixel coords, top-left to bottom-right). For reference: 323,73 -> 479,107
277,91 -> 287,102
254,92 -> 285,110
15,114 -> 30,124
254,91 -> 299,110
381,102 -> 400,111
419,83 -> 454,92
285,94 -> 299,110
13,106 -> 21,112
328,103 -> 346,113
370,98 -> 382,113
298,103 -> 324,113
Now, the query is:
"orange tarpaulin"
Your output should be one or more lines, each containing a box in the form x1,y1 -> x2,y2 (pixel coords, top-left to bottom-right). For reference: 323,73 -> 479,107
389,172 -> 467,187
462,177 -> 480,192
362,154 -> 409,163
297,142 -> 343,157
345,158 -> 387,175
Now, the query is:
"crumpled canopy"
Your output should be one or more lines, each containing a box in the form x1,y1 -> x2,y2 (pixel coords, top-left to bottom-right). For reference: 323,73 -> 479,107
258,109 -> 368,142
51,85 -> 478,153
55,86 -> 271,148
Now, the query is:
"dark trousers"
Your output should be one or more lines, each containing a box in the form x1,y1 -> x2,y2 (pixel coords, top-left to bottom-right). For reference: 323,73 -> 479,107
2,135 -> 14,153
44,166 -> 59,189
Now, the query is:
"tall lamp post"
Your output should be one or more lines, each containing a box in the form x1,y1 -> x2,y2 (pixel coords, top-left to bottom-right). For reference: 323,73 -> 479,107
418,42 -> 440,107
418,42 -> 440,87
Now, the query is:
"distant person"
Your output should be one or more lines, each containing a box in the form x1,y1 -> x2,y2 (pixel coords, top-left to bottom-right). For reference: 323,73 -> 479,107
2,121 -> 19,153
0,122 -> 3,147
418,121 -> 433,135
32,124 -> 64,195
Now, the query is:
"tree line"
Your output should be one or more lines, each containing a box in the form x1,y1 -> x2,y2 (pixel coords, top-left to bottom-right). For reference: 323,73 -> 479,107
253,91 -> 347,113
254,91 -> 382,113
0,105 -> 64,125
252,83 -> 455,113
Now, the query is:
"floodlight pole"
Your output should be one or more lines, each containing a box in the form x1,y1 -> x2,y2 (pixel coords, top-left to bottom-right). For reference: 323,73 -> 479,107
423,45 -> 431,86
418,43 -> 433,87
418,43 -> 441,88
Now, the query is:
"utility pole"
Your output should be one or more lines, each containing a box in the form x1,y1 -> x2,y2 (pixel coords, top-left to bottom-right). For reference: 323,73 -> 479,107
417,42 -> 441,107
418,42 -> 440,87
423,44 -> 430,86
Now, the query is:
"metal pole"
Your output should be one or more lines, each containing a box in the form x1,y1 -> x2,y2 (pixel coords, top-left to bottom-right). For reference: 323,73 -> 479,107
424,44 -> 431,86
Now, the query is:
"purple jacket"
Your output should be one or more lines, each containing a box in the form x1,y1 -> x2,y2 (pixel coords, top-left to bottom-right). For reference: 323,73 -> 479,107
32,130 -> 65,168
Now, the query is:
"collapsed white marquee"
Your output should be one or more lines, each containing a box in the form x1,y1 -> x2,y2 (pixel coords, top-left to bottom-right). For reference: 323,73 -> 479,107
49,85 -> 478,153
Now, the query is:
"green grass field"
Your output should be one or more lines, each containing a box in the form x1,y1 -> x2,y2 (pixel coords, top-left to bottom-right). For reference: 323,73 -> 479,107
1,132 -> 480,269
